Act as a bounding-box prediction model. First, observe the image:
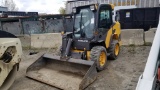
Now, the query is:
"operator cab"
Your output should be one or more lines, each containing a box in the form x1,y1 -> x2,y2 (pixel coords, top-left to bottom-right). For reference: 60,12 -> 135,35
61,4 -> 119,60
73,4 -> 95,39
72,4 -> 114,40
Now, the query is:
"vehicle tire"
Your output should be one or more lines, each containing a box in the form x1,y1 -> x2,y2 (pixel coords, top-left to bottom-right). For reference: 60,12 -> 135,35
90,46 -> 107,71
108,40 -> 120,60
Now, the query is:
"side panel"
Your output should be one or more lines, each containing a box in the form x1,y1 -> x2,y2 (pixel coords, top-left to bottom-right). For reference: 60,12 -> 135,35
113,22 -> 121,36
105,28 -> 112,48
112,22 -> 121,46
105,22 -> 121,48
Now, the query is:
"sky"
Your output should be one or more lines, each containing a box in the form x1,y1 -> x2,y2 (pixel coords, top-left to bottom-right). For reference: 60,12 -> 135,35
13,0 -> 66,14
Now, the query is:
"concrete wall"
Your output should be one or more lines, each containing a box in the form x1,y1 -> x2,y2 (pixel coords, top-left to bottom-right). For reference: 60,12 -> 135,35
31,33 -> 62,48
17,33 -> 62,49
121,29 -> 144,45
121,28 -> 157,46
18,28 -> 157,49
144,28 -> 157,43
17,35 -> 31,48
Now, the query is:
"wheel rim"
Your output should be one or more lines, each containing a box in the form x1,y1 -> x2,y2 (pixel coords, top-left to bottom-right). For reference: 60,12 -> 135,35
99,51 -> 106,67
115,44 -> 119,56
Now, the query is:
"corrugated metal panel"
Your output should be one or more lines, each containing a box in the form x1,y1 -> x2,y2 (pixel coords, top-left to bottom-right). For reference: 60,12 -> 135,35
0,6 -> 8,11
23,21 -> 43,34
45,19 -> 64,33
66,0 -> 159,14
0,18 -> 73,35
0,14 -> 73,35
0,11 -> 38,17
2,22 -> 21,35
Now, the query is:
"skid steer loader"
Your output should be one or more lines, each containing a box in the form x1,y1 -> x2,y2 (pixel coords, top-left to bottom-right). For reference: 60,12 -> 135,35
26,4 -> 121,90
0,30 -> 22,90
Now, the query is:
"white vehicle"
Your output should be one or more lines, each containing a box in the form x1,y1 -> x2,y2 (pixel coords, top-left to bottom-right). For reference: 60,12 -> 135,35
113,5 -> 137,22
136,14 -> 160,90
0,31 -> 22,90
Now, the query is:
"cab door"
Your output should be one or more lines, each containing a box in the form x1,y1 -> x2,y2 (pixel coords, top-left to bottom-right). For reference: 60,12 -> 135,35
97,4 -> 113,48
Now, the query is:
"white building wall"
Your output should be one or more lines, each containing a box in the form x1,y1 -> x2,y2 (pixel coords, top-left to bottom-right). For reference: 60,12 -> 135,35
0,6 -> 8,11
66,0 -> 159,14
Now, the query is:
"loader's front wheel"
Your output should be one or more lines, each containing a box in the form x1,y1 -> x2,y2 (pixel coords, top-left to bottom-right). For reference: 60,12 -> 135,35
91,46 -> 107,71
108,40 -> 120,60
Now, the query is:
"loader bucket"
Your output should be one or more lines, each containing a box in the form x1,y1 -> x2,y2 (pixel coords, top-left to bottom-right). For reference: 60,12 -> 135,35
26,54 -> 97,90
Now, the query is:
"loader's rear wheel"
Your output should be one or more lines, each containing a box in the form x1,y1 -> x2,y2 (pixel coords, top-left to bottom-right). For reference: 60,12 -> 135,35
108,40 -> 120,60
91,46 -> 107,71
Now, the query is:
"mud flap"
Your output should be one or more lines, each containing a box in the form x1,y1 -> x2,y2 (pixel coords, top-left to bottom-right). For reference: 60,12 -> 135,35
26,54 -> 97,90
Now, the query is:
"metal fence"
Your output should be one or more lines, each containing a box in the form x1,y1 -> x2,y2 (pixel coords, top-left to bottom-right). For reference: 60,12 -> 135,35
0,14 -> 73,35
2,22 -> 22,35
66,0 -> 159,14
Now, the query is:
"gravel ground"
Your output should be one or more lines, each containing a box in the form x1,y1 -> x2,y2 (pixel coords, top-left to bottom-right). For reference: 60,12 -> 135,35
9,46 -> 151,90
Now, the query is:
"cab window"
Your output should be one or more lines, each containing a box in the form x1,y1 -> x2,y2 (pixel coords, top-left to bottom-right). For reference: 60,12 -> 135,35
99,6 -> 112,29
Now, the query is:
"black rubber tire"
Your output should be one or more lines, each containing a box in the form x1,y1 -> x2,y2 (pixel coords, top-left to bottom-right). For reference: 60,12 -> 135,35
90,46 -> 107,71
108,40 -> 120,60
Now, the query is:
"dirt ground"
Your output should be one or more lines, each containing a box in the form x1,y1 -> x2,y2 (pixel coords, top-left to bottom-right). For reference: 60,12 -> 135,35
9,46 -> 151,90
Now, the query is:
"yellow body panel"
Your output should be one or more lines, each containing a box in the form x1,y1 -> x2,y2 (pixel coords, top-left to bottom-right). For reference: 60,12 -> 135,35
87,51 -> 91,60
112,22 -> 121,38
105,28 -> 113,48
105,22 -> 121,48
110,4 -> 115,10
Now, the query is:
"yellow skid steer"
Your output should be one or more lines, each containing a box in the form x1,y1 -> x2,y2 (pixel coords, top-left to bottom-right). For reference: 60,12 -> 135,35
26,3 -> 121,90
